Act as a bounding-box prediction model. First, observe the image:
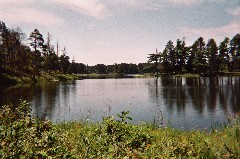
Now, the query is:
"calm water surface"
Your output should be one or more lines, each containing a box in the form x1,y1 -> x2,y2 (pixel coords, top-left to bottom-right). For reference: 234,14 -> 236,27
0,77 -> 239,130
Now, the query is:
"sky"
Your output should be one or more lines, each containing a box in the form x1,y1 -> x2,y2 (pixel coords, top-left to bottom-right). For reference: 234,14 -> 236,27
0,0 -> 240,65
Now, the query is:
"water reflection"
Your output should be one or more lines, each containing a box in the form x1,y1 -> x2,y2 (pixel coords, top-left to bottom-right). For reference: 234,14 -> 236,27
153,77 -> 240,115
147,77 -> 240,129
0,77 -> 239,130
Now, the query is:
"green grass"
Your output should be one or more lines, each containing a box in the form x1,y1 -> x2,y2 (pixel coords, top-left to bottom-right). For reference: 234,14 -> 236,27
1,101 -> 240,158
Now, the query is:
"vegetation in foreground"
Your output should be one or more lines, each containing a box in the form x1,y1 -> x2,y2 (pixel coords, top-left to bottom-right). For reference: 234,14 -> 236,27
1,101 -> 240,158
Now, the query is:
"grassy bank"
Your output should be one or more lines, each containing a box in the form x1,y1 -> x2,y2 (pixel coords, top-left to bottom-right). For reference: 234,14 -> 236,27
0,73 -> 148,86
1,101 -> 239,158
0,73 -> 82,86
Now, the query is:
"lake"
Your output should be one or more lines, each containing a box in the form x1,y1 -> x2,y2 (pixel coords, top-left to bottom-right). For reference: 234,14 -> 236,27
0,77 -> 239,130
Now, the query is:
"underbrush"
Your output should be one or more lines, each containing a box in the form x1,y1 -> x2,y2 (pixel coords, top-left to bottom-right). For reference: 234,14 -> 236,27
1,101 -> 240,158
60,113 -> 240,159
0,100 -> 73,158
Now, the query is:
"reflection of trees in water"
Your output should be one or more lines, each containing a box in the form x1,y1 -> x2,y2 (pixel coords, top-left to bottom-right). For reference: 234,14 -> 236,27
32,82 -> 59,120
186,78 -> 206,114
218,77 -> 240,114
57,81 -> 76,120
229,77 -> 240,113
0,81 -> 77,121
148,77 -> 240,116
34,81 -> 77,120
0,84 -> 34,107
161,77 -> 187,114
206,78 -> 217,112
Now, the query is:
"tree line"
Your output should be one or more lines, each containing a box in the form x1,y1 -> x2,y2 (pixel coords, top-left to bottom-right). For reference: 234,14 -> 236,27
0,21 -> 155,81
0,21 -> 76,81
1,21 -> 239,80
148,34 -> 240,75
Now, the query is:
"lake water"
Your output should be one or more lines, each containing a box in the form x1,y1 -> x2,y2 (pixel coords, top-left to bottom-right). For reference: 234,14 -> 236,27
0,77 -> 239,130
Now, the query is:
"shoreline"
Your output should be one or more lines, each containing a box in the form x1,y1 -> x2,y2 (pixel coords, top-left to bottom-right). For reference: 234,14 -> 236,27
1,72 -> 240,86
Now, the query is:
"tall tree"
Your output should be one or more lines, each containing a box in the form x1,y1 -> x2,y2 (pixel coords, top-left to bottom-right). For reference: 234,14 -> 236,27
28,29 -> 44,80
42,33 -> 59,73
59,46 -> 70,74
0,21 -> 9,71
229,33 -> 240,71
175,39 -> 187,73
192,37 -> 206,73
218,37 -> 230,71
8,28 -> 26,73
206,39 -> 218,74
161,48 -> 170,73
148,49 -> 160,76
165,40 -> 176,73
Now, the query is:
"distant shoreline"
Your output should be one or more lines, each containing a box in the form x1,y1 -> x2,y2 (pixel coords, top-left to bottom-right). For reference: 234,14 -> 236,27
1,72 -> 240,87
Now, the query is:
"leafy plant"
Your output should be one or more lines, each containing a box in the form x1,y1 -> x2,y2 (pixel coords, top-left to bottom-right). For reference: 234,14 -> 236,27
0,100 -> 74,158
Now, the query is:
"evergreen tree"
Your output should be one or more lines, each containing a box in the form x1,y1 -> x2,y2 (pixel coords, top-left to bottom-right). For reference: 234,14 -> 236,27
206,39 -> 218,74
165,41 -> 176,72
59,46 -> 70,74
28,29 -> 44,80
148,49 -> 160,75
161,48 -> 170,73
192,37 -> 206,73
0,21 -> 9,71
175,39 -> 187,73
42,33 -> 59,73
229,34 -> 240,71
218,37 -> 230,71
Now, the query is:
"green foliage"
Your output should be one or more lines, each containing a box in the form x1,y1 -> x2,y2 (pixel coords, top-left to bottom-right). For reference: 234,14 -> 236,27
60,112 -> 240,158
1,101 -> 240,158
0,100 -> 74,158
60,111 -> 152,158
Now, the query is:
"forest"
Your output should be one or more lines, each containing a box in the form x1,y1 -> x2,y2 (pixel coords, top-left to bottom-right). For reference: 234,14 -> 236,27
148,34 -> 240,75
0,21 -> 240,83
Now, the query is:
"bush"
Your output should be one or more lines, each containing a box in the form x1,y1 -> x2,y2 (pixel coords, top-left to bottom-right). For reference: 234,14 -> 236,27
0,100 -> 74,158
60,111 -> 152,158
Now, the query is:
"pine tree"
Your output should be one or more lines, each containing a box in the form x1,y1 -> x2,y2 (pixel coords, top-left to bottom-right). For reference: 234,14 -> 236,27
206,39 -> 218,74
218,37 -> 230,72
59,46 -> 70,74
192,37 -> 206,73
148,49 -> 160,75
0,21 -> 9,71
28,29 -> 44,81
229,34 -> 240,71
175,39 -> 187,73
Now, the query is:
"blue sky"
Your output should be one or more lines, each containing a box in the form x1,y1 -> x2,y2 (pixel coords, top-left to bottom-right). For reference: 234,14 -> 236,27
0,0 -> 239,65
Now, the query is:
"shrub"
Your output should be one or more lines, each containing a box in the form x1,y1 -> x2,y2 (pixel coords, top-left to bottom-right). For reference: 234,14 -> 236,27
0,100 -> 74,158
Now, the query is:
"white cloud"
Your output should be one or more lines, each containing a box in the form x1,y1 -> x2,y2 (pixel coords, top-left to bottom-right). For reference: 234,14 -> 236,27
165,0 -> 226,6
0,0 -> 32,5
0,8 -> 63,27
109,0 -> 166,10
106,0 -> 226,11
227,7 -> 240,16
179,21 -> 240,43
166,0 -> 201,6
51,0 -> 108,20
